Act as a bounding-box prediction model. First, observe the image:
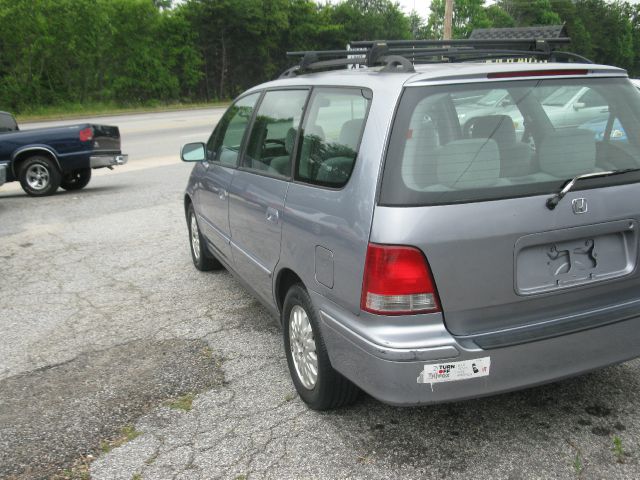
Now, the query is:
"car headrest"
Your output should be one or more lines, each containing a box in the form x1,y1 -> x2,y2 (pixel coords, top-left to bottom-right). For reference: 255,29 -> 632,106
539,128 -> 596,178
471,115 -> 516,146
436,139 -> 500,189
305,124 -> 325,141
285,127 -> 297,154
338,118 -> 364,151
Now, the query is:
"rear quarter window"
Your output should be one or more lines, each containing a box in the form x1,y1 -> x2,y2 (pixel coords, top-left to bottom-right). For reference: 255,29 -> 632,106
295,87 -> 371,188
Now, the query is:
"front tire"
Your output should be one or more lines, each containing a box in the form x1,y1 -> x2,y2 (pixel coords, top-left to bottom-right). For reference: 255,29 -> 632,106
19,155 -> 61,196
61,168 -> 91,191
187,204 -> 222,271
283,284 -> 360,410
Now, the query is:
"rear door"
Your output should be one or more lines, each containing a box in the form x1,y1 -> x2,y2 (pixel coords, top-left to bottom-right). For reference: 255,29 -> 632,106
197,93 -> 260,262
228,89 -> 309,304
375,75 -> 640,344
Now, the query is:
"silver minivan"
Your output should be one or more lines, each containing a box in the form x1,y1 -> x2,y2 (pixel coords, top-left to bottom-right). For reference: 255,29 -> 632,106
181,37 -> 640,410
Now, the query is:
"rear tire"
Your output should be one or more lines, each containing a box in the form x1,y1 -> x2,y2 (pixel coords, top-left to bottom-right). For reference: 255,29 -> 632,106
283,283 -> 360,410
187,204 -> 222,271
61,168 -> 91,191
18,155 -> 61,196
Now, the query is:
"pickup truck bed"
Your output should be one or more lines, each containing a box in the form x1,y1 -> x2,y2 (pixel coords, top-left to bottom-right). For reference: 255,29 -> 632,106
0,111 -> 128,196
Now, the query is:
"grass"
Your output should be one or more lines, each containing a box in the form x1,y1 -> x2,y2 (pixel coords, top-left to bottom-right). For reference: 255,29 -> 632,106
14,100 -> 229,122
613,435 -> 626,463
167,392 -> 196,412
573,451 -> 583,475
100,425 -> 143,453
54,464 -> 90,480
566,439 -> 584,477
201,345 -> 214,360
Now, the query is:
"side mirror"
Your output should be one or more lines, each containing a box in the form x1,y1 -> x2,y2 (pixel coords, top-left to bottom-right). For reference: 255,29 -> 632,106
181,142 -> 205,162
573,102 -> 586,111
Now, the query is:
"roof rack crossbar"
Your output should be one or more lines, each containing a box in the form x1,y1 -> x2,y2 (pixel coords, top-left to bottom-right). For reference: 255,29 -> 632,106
398,48 -> 559,59
278,27 -> 588,78
350,38 -> 570,49
388,48 -> 592,65
301,57 -> 365,70
287,49 -> 366,58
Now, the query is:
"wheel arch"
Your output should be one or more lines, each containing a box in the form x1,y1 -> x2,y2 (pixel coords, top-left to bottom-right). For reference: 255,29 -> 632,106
184,193 -> 193,214
275,268 -> 305,320
11,146 -> 61,177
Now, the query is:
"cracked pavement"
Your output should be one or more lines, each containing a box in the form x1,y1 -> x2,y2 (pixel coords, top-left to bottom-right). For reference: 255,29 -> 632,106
2,112 -> 640,479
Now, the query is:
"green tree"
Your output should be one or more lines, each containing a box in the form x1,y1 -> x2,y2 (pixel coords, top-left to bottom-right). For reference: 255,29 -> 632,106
408,10 -> 430,39
0,0 -> 202,111
573,0 -> 634,72
329,0 -> 411,44
496,0 -> 561,26
426,0 -> 492,39
485,5 -> 515,28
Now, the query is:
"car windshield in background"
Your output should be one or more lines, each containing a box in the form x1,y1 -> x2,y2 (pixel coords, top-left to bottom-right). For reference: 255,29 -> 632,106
380,77 -> 640,206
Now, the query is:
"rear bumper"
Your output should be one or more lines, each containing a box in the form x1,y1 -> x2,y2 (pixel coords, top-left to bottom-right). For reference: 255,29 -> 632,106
314,293 -> 640,406
90,154 -> 128,168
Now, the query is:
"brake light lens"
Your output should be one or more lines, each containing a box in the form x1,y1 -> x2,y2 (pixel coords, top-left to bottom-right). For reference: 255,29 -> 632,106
488,69 -> 588,79
79,127 -> 93,142
361,243 -> 440,315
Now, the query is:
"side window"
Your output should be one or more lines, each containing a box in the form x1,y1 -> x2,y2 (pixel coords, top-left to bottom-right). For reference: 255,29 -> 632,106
206,93 -> 260,167
296,88 -> 370,187
579,88 -> 607,108
243,89 -> 309,177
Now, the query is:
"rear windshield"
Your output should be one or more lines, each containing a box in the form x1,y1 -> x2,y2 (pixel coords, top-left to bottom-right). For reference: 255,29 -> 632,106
0,112 -> 17,133
380,77 -> 640,206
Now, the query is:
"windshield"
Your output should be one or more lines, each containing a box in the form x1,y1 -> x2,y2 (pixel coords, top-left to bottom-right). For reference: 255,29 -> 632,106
380,77 -> 640,206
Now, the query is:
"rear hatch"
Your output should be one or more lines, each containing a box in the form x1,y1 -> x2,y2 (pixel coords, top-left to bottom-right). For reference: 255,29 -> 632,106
373,70 -> 640,347
91,125 -> 121,153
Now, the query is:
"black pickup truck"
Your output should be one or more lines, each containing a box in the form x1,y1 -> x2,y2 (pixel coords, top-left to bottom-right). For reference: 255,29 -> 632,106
0,111 -> 127,196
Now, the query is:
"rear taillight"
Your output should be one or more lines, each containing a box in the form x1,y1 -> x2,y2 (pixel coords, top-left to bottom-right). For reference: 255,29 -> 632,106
361,243 -> 440,315
79,127 -> 93,142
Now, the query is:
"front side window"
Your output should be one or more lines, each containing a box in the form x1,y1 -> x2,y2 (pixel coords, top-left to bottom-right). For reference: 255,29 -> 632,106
243,89 -> 309,177
206,92 -> 260,166
380,77 -> 640,206
296,88 -> 371,188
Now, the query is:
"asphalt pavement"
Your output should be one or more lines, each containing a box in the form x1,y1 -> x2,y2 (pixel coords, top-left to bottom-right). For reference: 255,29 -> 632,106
1,109 -> 640,479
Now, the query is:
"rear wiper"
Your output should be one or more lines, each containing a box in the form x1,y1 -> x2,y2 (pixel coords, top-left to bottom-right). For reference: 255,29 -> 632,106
546,168 -> 640,210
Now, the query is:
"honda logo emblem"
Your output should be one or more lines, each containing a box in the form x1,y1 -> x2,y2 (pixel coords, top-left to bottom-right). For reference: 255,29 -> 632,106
572,198 -> 588,214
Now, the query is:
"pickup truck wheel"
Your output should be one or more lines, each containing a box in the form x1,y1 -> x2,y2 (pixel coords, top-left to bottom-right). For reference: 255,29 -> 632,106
19,156 -> 61,196
283,284 -> 360,410
61,168 -> 91,191
187,204 -> 222,271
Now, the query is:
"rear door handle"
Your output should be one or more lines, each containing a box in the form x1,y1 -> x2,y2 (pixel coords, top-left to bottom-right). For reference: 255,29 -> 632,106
266,207 -> 279,223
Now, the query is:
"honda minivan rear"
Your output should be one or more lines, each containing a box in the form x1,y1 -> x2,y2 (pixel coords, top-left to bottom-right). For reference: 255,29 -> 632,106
320,68 -> 640,405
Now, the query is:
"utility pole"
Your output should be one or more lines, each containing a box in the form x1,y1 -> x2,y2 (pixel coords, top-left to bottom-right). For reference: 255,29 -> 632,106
444,0 -> 454,40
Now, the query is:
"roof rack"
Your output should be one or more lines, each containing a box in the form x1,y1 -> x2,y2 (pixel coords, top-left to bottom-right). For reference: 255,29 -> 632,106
280,26 -> 591,78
